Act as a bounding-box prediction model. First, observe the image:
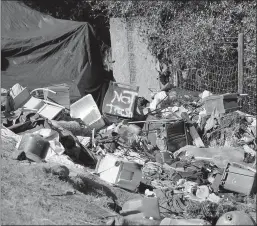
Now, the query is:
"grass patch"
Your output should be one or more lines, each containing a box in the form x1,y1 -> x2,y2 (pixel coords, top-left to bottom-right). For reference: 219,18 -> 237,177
1,137 -> 140,225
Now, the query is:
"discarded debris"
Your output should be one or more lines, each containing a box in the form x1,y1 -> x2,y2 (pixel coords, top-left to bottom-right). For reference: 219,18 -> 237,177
1,82 -> 256,225
216,211 -> 256,225
95,154 -> 143,191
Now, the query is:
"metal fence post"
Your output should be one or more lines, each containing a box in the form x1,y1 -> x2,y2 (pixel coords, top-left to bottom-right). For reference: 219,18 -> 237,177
238,33 -> 244,94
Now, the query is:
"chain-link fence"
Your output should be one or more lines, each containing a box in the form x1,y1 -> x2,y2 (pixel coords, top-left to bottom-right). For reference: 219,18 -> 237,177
242,67 -> 256,115
175,62 -> 238,95
170,34 -> 256,116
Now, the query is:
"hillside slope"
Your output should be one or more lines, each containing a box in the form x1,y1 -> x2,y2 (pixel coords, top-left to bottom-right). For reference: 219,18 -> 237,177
1,135 -> 140,225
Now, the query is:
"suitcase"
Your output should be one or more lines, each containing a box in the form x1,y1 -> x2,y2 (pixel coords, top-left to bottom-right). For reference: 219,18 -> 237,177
220,163 -> 256,195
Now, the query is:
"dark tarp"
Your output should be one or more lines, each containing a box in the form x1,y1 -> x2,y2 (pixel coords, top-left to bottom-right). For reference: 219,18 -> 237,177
1,1 -> 109,108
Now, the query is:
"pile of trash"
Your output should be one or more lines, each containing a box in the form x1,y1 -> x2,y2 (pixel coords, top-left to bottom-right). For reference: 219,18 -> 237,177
1,82 -> 256,225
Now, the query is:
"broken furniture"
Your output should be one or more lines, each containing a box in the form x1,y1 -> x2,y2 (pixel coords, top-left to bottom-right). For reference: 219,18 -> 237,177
142,115 -> 165,146
23,88 -> 66,120
43,83 -> 70,109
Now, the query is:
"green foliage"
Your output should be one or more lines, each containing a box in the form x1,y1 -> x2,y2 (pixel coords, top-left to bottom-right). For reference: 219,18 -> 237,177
23,0 -> 255,73
91,0 -> 256,72
23,0 -> 111,45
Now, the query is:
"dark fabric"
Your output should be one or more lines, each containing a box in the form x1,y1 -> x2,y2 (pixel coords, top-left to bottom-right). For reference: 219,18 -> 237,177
1,1 -> 106,103
154,189 -> 188,215
47,121 -> 97,166
3,112 -> 47,134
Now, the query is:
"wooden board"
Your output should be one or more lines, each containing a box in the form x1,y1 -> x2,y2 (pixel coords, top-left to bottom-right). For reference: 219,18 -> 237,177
181,112 -> 205,148
102,82 -> 139,118
188,125 -> 205,148
109,18 -> 160,101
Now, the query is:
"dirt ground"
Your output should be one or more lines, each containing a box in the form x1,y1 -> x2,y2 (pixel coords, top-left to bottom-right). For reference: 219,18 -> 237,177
1,136 -> 141,225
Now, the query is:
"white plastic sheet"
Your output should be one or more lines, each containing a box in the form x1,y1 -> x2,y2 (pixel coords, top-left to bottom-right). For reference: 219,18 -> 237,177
149,91 -> 168,111
1,125 -> 21,145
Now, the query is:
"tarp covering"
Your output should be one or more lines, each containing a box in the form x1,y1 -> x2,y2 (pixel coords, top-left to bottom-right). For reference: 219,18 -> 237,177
1,1 -> 106,104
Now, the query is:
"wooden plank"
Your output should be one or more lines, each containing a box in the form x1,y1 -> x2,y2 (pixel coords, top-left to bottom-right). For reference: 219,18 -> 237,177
188,126 -> 205,148
181,112 -> 205,148
238,33 -> 244,94
102,82 -> 139,118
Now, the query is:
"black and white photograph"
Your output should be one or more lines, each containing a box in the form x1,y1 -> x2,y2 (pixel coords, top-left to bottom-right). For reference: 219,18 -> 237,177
1,0 -> 256,225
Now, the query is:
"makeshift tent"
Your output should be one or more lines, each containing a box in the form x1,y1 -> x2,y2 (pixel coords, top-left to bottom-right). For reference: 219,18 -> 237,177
1,1 -> 109,108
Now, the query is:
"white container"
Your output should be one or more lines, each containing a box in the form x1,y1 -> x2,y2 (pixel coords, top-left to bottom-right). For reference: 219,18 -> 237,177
23,96 -> 44,110
96,154 -> 143,191
70,94 -> 105,131
38,103 -> 64,120
10,85 -> 31,110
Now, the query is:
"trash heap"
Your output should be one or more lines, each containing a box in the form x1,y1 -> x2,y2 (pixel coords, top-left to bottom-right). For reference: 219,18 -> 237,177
1,82 -> 256,226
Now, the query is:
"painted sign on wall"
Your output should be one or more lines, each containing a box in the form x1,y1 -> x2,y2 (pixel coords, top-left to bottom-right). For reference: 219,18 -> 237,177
103,82 -> 138,118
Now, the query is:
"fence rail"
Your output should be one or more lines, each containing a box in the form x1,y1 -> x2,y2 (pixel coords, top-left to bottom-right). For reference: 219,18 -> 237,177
242,67 -> 256,115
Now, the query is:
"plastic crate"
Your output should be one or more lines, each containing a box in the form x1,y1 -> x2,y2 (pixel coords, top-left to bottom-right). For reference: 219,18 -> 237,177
70,94 -> 105,131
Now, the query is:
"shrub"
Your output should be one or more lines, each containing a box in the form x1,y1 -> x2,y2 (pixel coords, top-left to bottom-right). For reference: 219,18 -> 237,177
23,0 -> 256,74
